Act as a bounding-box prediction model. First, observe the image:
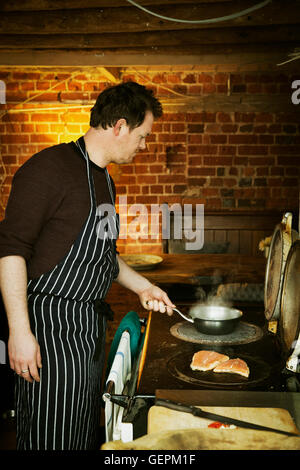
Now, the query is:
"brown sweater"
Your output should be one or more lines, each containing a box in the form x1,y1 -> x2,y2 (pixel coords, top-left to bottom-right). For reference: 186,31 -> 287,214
0,140 -> 117,280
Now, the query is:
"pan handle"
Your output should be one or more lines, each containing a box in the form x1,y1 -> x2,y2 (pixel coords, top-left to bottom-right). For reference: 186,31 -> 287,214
146,301 -> 193,323
173,307 -> 194,323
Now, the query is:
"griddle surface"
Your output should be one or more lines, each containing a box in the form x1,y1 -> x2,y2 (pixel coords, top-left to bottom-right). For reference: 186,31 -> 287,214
137,310 -> 283,394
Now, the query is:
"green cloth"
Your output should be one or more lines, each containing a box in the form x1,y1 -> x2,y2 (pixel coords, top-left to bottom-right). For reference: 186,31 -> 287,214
106,311 -> 141,377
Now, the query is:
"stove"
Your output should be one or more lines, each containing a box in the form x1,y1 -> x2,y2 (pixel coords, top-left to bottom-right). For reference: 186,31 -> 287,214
137,305 -> 286,395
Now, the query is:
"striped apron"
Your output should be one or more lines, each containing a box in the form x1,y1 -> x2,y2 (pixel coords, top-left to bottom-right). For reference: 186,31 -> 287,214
15,137 -> 119,450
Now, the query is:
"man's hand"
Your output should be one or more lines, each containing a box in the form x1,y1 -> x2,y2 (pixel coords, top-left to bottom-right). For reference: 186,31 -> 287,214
138,284 -> 176,316
8,331 -> 42,383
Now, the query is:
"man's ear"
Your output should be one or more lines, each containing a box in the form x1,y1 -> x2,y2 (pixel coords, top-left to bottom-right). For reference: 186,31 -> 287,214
113,118 -> 127,136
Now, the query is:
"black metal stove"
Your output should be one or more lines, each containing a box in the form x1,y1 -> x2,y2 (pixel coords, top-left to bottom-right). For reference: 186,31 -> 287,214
137,304 -> 286,395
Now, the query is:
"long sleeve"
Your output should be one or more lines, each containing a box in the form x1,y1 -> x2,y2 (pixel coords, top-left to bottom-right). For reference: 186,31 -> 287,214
0,150 -> 65,262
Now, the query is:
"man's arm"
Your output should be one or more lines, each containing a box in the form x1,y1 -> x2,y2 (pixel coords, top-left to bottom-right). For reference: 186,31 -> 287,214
0,255 -> 42,383
116,254 -> 175,315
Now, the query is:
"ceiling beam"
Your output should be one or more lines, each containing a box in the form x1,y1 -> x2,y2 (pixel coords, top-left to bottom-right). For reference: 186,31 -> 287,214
0,0 -> 234,11
0,45 -> 296,67
1,25 -> 300,49
0,2 -> 297,35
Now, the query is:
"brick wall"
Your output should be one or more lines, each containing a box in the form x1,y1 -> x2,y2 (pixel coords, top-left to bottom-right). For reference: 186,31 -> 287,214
0,67 -> 299,253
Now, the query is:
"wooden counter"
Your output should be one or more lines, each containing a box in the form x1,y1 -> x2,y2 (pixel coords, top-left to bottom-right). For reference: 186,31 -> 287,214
129,253 -> 266,285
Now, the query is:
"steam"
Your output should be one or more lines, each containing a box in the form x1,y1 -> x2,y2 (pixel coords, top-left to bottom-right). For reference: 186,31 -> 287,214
191,271 -> 234,312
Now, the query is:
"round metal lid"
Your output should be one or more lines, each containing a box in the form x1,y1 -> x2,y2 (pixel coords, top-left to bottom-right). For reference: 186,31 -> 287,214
264,225 -> 284,320
280,239 -> 300,353
264,213 -> 297,321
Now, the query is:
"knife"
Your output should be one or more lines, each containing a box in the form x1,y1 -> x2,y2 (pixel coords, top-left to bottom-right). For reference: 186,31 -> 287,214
155,398 -> 300,437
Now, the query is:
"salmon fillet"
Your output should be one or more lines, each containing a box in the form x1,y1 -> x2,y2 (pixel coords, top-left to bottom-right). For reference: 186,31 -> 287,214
213,358 -> 250,378
190,350 -> 229,371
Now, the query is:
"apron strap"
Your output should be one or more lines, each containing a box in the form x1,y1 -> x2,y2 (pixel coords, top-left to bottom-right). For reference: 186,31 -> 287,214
76,136 -> 116,206
75,136 -> 97,207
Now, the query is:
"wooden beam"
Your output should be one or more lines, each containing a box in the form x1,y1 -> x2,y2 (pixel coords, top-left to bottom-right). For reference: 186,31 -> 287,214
0,0 -> 234,11
0,2 -> 298,35
0,44 -> 297,67
1,25 -> 300,49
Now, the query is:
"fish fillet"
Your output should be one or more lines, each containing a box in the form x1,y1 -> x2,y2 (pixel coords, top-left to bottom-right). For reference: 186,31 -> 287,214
190,350 -> 229,371
213,358 -> 250,378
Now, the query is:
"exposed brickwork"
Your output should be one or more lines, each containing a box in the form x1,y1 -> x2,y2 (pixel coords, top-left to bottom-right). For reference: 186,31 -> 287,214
0,67 -> 299,253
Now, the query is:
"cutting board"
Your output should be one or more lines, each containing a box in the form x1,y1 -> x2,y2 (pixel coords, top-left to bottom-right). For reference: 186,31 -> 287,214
148,406 -> 299,435
145,406 -> 300,450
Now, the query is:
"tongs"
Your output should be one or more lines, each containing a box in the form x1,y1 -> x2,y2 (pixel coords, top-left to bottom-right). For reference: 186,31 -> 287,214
155,398 -> 300,437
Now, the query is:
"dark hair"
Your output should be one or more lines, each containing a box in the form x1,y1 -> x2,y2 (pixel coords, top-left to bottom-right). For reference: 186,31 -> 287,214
90,81 -> 163,130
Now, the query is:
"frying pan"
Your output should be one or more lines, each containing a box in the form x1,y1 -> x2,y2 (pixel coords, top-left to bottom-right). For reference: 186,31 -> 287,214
173,305 -> 243,335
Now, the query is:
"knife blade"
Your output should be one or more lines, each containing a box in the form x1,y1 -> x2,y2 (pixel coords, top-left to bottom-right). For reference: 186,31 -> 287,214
155,398 -> 300,437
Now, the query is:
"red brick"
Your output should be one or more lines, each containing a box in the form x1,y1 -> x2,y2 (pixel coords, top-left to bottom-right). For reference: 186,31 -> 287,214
2,155 -> 17,164
221,124 -> 238,133
223,178 -> 237,187
203,188 -> 219,197
277,155 -> 300,165
118,175 -> 137,185
136,196 -> 158,204
150,185 -> 164,194
139,175 -> 158,184
203,83 -> 216,93
28,92 -> 59,102
203,156 -> 233,166
255,113 -> 274,123
173,184 -> 188,193
187,178 -> 206,187
219,146 -> 237,155
229,135 -> 258,144
162,113 -> 185,122
256,167 -> 269,176
205,124 -> 221,133
186,112 -> 216,123
234,112 -> 256,123
188,167 -> 215,176
248,157 -> 275,165
167,74 -> 181,84
188,156 -> 202,165
238,145 -> 268,155
188,135 -> 203,144
196,145 -> 218,155
210,135 -> 227,144
217,112 -> 232,123
259,135 -> 274,144
271,146 -> 300,155
198,73 -> 213,83
183,74 -> 196,84
189,85 -> 203,94
214,73 -> 228,84
30,134 -> 56,144
30,113 -> 59,122
2,134 -> 29,144
171,123 -> 185,132
12,72 -> 40,80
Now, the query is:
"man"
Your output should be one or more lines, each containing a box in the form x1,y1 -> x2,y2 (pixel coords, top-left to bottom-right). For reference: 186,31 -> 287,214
0,81 -> 175,450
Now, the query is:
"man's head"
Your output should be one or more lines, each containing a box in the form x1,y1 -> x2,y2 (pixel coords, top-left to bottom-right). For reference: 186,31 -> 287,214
90,81 -> 163,131
87,81 -> 162,165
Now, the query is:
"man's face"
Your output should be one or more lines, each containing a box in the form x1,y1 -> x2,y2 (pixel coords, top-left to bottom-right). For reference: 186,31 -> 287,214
113,111 -> 154,164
